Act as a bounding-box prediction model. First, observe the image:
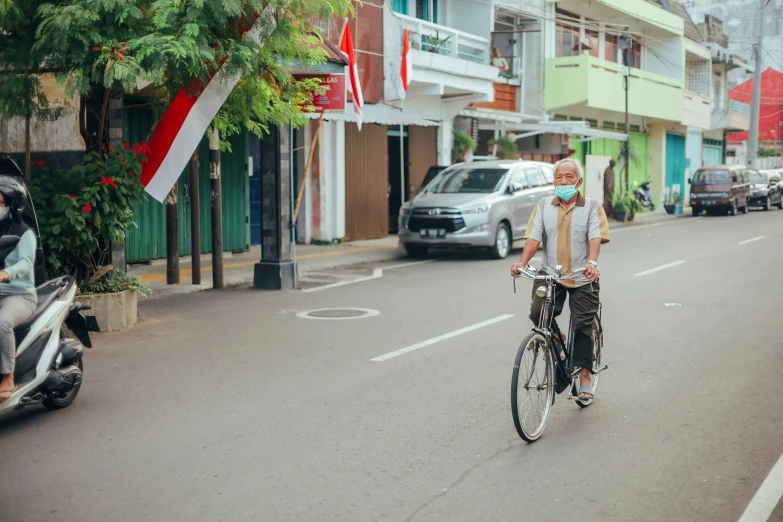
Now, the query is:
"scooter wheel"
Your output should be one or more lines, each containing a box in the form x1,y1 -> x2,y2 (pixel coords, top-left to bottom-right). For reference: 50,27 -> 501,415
43,360 -> 83,410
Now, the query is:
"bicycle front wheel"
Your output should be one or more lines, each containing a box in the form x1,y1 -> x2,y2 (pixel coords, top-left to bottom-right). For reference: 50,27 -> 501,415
511,331 -> 555,443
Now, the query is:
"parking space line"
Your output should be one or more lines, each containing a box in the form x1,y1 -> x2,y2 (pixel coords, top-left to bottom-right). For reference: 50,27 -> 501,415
738,452 -> 783,522
633,260 -> 687,277
302,260 -> 434,293
370,314 -> 515,362
738,236 -> 766,246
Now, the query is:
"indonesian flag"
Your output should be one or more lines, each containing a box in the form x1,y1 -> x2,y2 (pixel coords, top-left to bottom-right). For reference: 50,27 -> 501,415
340,25 -> 363,130
401,28 -> 412,94
140,7 -> 276,203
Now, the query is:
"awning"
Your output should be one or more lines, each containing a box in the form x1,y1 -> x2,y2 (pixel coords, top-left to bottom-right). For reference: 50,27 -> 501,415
460,107 -> 542,124
304,102 -> 440,127
511,121 -> 628,142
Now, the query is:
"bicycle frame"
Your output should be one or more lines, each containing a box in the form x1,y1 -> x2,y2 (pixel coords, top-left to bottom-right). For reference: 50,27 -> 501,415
533,277 -> 578,385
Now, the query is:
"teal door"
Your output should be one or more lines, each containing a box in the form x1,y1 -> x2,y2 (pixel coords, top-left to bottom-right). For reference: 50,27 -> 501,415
666,133 -> 686,198
703,144 -> 723,167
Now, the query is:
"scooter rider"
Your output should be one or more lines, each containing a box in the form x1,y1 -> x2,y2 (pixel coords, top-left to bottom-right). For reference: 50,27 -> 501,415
0,176 -> 37,402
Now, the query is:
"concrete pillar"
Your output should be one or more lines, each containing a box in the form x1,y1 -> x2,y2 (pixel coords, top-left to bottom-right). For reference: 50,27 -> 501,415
334,120 -> 346,240
647,122 -> 667,207
438,118 -> 454,166
253,126 -> 296,290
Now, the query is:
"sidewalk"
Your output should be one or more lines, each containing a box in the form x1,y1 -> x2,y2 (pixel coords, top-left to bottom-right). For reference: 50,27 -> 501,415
131,209 -> 684,300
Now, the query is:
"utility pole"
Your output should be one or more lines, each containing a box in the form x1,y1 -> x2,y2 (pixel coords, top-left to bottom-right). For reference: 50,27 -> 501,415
747,0 -> 765,169
209,128 -> 224,290
189,150 -> 201,285
619,28 -> 631,192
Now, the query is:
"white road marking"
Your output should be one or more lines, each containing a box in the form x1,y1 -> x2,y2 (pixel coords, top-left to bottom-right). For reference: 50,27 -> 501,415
302,260 -> 434,293
738,452 -> 783,522
738,236 -> 766,246
370,314 -> 515,362
633,260 -> 687,277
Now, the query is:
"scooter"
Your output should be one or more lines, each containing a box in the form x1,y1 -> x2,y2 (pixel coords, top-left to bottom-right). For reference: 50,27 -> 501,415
634,181 -> 654,210
0,274 -> 99,418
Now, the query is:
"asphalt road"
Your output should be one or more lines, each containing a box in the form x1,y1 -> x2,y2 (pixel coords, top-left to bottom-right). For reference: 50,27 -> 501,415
2,209 -> 783,522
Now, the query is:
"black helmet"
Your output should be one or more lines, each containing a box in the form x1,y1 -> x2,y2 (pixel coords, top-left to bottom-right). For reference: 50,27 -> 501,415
0,176 -> 27,213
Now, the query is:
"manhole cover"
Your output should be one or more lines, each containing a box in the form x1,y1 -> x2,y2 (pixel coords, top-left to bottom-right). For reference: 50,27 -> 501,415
296,308 -> 380,320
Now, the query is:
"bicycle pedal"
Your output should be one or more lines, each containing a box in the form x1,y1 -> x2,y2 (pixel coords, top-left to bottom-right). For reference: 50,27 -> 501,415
590,364 -> 609,375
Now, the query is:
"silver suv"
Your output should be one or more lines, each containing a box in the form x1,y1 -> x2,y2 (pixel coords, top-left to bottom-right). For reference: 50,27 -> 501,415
398,160 -> 555,259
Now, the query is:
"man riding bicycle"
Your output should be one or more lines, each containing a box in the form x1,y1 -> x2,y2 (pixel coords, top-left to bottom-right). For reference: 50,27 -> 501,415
510,158 -> 610,400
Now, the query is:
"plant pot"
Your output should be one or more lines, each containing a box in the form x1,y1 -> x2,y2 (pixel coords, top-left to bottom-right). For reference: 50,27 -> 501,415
615,210 -> 628,223
664,203 -> 683,215
77,289 -> 138,333
628,209 -> 636,222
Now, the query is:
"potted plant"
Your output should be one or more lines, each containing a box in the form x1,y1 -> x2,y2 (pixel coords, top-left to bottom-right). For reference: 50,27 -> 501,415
489,135 -> 518,160
425,31 -> 451,54
613,192 -> 631,222
452,131 -> 477,163
663,192 -> 684,215
30,142 -> 150,332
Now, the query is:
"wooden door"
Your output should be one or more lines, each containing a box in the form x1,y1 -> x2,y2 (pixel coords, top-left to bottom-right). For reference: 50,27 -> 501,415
345,123 -> 388,240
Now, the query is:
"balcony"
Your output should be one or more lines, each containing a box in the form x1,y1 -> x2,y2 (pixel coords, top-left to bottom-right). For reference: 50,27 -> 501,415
547,0 -> 683,38
393,12 -> 499,97
543,55 -> 683,122
683,90 -> 711,129
712,100 -> 751,132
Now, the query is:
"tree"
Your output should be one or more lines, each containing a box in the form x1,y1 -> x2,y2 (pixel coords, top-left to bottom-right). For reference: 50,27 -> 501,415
0,0 -> 64,180
1,0 -> 353,153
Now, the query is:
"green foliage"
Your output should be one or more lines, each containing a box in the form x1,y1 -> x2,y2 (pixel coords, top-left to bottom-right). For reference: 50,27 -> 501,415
5,0 -> 354,148
452,131 -> 476,162
612,191 -> 641,213
490,135 -> 518,160
78,268 -> 151,297
758,147 -> 782,158
29,144 -> 146,276
426,30 -> 451,52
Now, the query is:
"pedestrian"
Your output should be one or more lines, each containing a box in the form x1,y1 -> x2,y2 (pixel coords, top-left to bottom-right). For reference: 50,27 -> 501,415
603,159 -> 616,218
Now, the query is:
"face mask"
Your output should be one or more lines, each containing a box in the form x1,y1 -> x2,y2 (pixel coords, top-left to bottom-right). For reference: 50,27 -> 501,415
0,207 -> 9,221
555,184 -> 578,201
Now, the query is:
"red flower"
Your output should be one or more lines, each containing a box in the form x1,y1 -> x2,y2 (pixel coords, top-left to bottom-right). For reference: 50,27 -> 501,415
31,159 -> 46,167
68,194 -> 77,201
82,202 -> 92,213
123,142 -> 131,151
133,142 -> 151,157
101,177 -> 117,189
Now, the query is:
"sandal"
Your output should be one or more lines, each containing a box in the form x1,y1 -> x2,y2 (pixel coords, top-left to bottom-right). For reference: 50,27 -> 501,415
577,384 -> 594,401
0,386 -> 16,402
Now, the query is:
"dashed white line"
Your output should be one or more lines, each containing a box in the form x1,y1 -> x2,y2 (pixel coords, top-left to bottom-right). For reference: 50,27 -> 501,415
633,260 -> 687,277
370,314 -> 515,362
302,260 -> 434,293
738,236 -> 766,246
738,452 -> 783,522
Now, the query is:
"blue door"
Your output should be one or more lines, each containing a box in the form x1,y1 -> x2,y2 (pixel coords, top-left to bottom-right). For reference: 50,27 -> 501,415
666,133 -> 686,200
703,144 -> 723,167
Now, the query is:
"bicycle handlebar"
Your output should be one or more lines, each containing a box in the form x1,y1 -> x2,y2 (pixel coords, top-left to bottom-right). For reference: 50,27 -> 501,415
515,266 -> 585,281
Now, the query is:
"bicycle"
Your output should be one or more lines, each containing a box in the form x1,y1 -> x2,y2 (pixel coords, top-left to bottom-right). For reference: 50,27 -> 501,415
510,265 -> 608,443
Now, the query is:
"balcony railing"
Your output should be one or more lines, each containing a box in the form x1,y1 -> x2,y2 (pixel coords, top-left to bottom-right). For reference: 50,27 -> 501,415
395,13 -> 490,64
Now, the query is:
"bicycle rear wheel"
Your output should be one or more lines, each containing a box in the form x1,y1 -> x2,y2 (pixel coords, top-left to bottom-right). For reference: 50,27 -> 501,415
511,331 -> 555,442
574,321 -> 602,408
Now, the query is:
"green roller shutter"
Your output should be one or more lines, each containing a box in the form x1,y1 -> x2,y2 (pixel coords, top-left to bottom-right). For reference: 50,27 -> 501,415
123,101 -> 249,262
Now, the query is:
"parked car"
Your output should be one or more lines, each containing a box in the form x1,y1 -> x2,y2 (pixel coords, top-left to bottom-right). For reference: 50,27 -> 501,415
689,164 -> 750,217
748,169 -> 783,211
398,160 -> 554,260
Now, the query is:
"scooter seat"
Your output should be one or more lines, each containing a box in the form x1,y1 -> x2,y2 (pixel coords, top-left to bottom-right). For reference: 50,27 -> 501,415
14,281 -> 62,334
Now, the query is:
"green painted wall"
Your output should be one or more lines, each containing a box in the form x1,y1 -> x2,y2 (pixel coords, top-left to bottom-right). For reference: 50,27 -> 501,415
572,132 -> 650,197
123,103 -> 249,262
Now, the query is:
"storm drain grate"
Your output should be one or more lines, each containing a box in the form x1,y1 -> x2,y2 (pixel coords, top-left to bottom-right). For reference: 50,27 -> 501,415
296,308 -> 380,320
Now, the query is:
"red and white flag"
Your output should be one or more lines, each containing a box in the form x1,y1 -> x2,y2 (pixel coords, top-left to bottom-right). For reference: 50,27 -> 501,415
401,28 -> 412,94
340,25 -> 363,130
140,7 -> 275,203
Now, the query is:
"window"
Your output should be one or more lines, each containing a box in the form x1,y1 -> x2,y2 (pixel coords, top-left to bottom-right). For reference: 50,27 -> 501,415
585,29 -> 599,58
605,34 -> 618,63
555,9 -> 580,57
511,169 -> 529,189
426,167 -> 508,194
630,37 -> 641,68
526,168 -> 546,187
